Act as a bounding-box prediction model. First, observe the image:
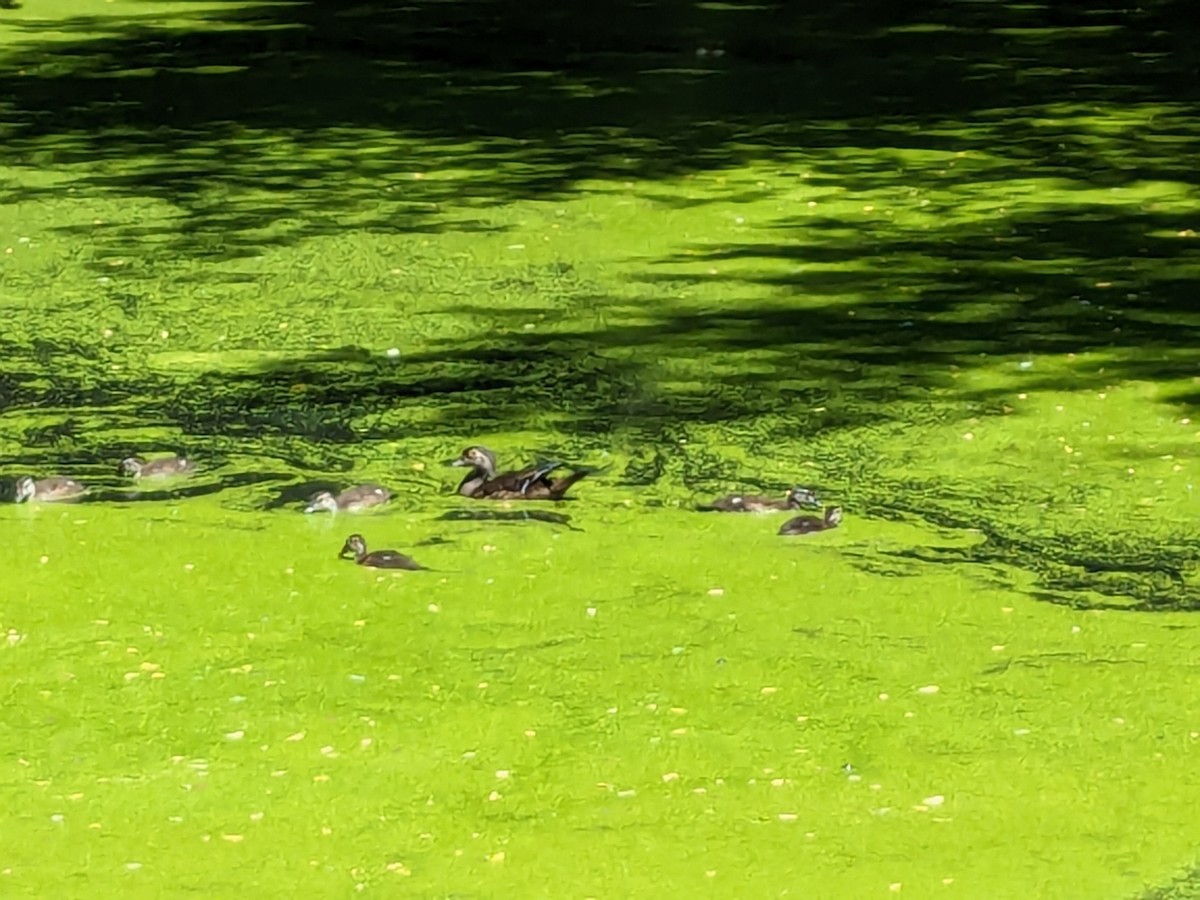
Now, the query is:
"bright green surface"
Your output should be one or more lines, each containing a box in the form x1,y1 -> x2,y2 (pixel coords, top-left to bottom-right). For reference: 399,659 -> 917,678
2,0 -> 1200,897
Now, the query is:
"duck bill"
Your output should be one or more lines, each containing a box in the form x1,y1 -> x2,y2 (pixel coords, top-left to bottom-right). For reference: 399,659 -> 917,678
445,458 -> 467,467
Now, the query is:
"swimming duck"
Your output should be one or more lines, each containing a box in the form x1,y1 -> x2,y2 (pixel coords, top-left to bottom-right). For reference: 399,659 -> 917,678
701,486 -> 820,513
778,506 -> 842,536
448,446 -> 595,501
119,455 -> 194,480
305,484 -> 391,514
14,475 -> 88,503
338,533 -> 424,570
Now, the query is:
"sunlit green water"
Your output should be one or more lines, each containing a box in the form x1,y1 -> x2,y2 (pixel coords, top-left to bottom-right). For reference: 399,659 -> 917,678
2,0 -> 1200,896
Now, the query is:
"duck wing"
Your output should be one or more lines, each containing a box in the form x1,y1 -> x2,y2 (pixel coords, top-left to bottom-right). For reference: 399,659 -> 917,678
699,493 -> 781,512
700,494 -> 747,512
339,484 -> 391,509
475,461 -> 565,499
362,549 -> 424,570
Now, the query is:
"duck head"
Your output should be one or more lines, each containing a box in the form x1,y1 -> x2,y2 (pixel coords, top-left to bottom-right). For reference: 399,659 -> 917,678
787,486 -> 821,508
449,446 -> 497,475
118,457 -> 145,477
13,476 -> 35,503
305,491 -> 339,514
339,533 -> 368,559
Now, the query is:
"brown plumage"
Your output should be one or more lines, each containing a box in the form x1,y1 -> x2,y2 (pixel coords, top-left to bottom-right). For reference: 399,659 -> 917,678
305,484 -> 391,514
778,507 -> 843,536
701,486 -> 820,513
119,455 -> 194,480
448,446 -> 595,501
338,534 -> 424,570
14,475 -> 87,503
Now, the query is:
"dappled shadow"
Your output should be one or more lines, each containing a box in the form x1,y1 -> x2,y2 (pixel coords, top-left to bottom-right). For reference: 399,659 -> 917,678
438,508 -> 579,529
879,529 -> 1197,612
1,0 -> 1198,263
1140,863 -> 1200,899
3,0 -> 1194,392
2,0 -> 1200,612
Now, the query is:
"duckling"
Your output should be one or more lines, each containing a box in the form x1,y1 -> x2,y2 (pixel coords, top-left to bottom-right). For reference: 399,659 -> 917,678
119,455 -> 194,480
448,445 -> 595,501
338,533 -> 424,570
778,506 -> 842,536
305,484 -> 391,514
701,485 -> 820,513
13,475 -> 88,503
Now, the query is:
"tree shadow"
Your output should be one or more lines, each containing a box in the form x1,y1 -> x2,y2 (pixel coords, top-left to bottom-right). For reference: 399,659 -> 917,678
2,0 -> 1197,263
2,0 -> 1199,614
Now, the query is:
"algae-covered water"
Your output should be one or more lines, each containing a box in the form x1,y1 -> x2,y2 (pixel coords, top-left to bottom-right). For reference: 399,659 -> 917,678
2,1 -> 1200,896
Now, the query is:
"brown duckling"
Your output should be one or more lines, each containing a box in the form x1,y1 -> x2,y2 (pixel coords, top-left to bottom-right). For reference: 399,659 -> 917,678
119,455 -> 194,480
338,533 -> 425,570
448,445 -> 595,501
14,475 -> 88,503
305,484 -> 391,514
778,506 -> 842,536
701,486 -> 820,513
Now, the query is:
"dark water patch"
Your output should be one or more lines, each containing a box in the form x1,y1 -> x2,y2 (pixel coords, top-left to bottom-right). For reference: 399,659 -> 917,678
3,0 -> 1196,410
437,508 -> 578,529
412,535 -> 457,547
466,636 -> 584,657
869,504 -> 1200,612
1140,864 -> 1200,900
791,627 -> 826,640
617,424 -> 837,492
106,471 -> 297,504
619,446 -> 672,488
981,652 -> 1147,677
843,554 -> 926,579
217,440 -> 373,475
0,321 -> 987,468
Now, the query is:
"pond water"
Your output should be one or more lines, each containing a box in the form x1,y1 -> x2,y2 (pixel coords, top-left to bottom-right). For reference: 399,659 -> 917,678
2,1 -> 1199,896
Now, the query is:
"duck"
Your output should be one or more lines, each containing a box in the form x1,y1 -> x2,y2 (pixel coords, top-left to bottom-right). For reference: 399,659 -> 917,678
448,446 -> 595,501
13,475 -> 88,503
701,485 -> 820,513
119,455 -> 194,480
305,484 -> 391,514
778,506 -> 843,536
338,533 -> 424,570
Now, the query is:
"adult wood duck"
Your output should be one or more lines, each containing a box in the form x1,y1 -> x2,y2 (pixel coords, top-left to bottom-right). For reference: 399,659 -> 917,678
701,486 -> 820,513
305,484 -> 391,514
448,446 -> 595,501
119,455 -> 194,480
778,506 -> 842,536
338,533 -> 424,570
14,475 -> 88,503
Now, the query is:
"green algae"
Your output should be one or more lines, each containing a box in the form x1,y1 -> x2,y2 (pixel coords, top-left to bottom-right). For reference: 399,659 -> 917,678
3,0 -> 1200,896
3,488 -> 1200,898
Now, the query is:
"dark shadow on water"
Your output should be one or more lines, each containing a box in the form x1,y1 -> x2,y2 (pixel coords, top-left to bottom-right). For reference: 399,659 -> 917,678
262,479 -> 347,511
980,652 -> 1144,676
854,502 -> 1200,612
1140,865 -> 1200,900
1,0 -> 1199,621
96,471 -> 296,504
438,508 -> 579,530
1,0 -> 1197,271
412,535 -> 457,547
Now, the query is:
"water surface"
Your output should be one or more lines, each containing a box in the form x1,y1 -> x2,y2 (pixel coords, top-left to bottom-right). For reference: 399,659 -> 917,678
2,0 -> 1199,896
